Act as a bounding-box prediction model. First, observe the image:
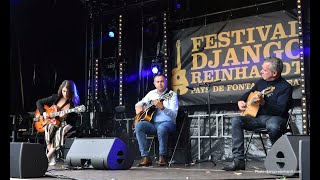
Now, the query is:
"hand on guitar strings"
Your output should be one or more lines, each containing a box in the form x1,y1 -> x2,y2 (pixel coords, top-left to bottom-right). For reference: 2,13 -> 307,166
41,112 -> 55,125
42,112 -> 49,119
152,99 -> 165,110
135,106 -> 144,115
59,112 -> 67,120
238,101 -> 247,111
252,94 -> 265,106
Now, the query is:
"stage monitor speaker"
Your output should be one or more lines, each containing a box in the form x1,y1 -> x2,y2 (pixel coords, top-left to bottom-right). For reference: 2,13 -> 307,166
264,135 -> 310,176
65,137 -> 134,170
62,137 -> 76,159
10,142 -> 48,178
299,139 -> 310,180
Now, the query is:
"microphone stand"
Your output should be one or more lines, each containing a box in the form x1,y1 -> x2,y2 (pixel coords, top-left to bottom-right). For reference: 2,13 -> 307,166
191,80 -> 221,167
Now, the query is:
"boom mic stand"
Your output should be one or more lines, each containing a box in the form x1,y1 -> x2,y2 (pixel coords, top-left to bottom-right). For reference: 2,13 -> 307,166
190,80 -> 221,166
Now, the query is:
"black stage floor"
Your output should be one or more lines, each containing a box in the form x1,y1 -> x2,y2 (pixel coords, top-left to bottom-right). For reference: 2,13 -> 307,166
10,158 -> 301,180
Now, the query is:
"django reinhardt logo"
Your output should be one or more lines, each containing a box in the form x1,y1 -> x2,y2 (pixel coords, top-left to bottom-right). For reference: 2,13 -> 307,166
172,40 -> 189,95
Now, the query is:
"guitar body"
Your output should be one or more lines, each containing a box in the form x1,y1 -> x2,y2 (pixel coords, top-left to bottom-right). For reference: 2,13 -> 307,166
240,86 -> 275,117
34,105 -> 61,133
240,91 -> 260,117
132,92 -> 174,130
132,106 -> 156,130
172,68 -> 189,95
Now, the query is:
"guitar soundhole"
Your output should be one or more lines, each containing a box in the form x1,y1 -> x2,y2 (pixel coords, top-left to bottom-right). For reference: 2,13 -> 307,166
177,75 -> 180,80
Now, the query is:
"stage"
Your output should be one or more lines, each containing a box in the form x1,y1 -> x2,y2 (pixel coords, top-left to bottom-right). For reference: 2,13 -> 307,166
10,0 -> 310,179
10,158 -> 300,180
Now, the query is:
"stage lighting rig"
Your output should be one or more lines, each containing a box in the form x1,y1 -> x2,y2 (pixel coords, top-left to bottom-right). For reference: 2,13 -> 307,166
151,57 -> 163,76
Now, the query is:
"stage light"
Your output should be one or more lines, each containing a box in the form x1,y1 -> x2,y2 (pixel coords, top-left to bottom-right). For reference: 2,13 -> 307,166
151,65 -> 160,74
118,14 -> 123,106
151,62 -> 162,76
108,31 -> 115,38
163,12 -> 168,76
144,16 -> 159,35
174,0 -> 189,11
107,24 -> 117,38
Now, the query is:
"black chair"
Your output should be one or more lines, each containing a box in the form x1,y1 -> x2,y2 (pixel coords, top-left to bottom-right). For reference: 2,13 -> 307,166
244,109 -> 293,160
114,105 -> 131,136
244,128 -> 269,158
168,110 -> 191,167
115,106 -> 126,119
147,110 -> 191,166
147,135 -> 159,162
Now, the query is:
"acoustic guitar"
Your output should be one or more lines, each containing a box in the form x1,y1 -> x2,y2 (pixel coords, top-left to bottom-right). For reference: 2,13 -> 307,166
240,86 -> 275,117
34,104 -> 86,132
172,40 -> 189,95
132,91 -> 174,130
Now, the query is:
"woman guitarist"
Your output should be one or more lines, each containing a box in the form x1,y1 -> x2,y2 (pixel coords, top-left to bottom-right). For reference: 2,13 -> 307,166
35,80 -> 80,166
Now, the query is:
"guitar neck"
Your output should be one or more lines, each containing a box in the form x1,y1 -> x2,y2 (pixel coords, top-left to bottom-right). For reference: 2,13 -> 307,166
143,93 -> 172,110
144,103 -> 154,110
50,108 -> 74,117
176,40 -> 181,69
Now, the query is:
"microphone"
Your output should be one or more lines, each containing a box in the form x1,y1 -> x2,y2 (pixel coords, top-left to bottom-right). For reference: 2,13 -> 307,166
201,79 -> 222,86
186,86 -> 194,90
186,80 -> 222,90
205,79 -> 221,85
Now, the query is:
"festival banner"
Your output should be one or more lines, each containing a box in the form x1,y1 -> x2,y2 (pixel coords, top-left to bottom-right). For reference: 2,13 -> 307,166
171,10 -> 301,106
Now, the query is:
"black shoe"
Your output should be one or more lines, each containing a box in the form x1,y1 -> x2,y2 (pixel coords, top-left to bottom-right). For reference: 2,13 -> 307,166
157,156 -> 168,166
222,159 -> 245,171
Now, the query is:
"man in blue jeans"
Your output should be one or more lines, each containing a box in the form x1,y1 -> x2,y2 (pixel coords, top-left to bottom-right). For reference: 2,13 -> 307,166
134,74 -> 178,167
223,57 -> 293,171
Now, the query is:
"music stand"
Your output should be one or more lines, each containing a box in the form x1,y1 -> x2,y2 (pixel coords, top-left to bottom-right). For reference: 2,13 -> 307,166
191,80 -> 221,166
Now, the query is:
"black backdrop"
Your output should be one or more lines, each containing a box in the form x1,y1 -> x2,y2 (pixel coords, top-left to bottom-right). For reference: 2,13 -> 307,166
10,0 -> 309,119
10,0 -> 86,114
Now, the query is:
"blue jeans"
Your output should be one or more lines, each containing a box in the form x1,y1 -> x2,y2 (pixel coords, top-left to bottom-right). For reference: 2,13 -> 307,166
231,115 -> 287,160
135,121 -> 176,157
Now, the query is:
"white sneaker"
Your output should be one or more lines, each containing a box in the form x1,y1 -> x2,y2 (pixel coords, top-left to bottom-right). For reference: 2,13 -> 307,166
48,155 -> 56,166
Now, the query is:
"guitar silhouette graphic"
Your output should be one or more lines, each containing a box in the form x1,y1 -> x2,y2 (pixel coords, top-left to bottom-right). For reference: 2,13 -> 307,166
172,40 -> 189,95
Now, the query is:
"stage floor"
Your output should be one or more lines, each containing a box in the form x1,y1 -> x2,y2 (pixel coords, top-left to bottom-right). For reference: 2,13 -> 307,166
10,158 -> 301,180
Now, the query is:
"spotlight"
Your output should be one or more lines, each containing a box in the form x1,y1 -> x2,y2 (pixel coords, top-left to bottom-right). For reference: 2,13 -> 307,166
151,62 -> 162,76
108,31 -> 115,38
174,0 -> 189,10
151,65 -> 160,74
107,25 -> 117,38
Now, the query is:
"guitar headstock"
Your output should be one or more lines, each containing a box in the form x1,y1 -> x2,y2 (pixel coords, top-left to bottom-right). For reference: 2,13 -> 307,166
176,40 -> 181,48
161,91 -> 174,100
75,105 -> 86,113
262,86 -> 275,96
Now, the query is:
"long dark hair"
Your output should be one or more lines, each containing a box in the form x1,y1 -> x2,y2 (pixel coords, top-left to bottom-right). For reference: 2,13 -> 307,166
57,80 -> 80,106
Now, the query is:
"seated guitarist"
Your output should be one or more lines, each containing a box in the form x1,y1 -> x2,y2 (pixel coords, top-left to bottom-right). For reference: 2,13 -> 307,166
35,80 -> 80,166
135,74 -> 178,167
223,57 -> 293,171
